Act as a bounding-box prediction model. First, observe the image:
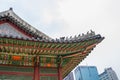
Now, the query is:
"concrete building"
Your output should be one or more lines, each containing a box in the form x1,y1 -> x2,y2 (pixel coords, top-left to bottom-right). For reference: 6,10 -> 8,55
99,67 -> 119,80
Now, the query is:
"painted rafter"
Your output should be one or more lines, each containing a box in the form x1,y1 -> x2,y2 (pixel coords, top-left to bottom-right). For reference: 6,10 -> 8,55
62,53 -> 88,77
0,37 -> 103,55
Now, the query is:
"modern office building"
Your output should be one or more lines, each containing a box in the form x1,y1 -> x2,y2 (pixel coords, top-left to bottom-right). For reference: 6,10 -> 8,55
63,72 -> 74,80
74,66 -> 99,80
99,67 -> 119,80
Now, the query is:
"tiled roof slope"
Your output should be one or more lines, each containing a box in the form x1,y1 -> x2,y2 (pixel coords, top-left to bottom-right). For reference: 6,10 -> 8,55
0,8 -> 52,40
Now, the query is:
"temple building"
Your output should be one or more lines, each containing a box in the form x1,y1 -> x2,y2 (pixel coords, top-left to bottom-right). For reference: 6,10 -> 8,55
0,8 -> 104,80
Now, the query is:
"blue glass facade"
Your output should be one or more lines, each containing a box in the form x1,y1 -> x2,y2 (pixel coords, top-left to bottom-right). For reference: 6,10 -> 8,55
74,66 -> 99,80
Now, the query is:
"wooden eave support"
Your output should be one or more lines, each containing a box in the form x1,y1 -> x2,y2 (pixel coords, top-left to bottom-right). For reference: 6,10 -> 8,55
62,55 -> 86,78
0,38 -> 101,55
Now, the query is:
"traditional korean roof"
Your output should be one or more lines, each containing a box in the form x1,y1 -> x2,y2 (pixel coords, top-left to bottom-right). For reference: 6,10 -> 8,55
0,8 -> 104,78
0,8 -> 51,40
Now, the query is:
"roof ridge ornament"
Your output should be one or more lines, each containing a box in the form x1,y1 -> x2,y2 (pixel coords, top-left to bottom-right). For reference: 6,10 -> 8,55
9,7 -> 13,11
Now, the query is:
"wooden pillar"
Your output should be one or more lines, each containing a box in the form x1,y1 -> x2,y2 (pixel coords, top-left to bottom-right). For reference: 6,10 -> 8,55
58,66 -> 62,80
33,56 -> 39,80
58,56 -> 62,80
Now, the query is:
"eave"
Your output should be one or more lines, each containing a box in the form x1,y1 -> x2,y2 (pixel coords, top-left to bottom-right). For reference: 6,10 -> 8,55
0,34 -> 104,78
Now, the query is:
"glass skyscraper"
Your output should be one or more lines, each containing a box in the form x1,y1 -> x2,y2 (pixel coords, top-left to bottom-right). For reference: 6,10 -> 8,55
74,66 -> 99,80
99,67 -> 119,80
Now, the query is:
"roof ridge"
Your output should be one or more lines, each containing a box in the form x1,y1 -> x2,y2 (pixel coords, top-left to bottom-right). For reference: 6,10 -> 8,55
0,8 -> 52,40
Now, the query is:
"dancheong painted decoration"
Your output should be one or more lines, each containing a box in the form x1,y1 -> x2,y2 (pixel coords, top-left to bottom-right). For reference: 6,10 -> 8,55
0,8 -> 104,80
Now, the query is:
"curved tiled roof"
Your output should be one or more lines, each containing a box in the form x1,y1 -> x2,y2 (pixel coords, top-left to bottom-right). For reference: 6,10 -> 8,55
0,8 -> 52,40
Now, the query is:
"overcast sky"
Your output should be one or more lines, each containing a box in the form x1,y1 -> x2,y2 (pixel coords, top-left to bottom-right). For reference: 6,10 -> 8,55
1,0 -> 120,79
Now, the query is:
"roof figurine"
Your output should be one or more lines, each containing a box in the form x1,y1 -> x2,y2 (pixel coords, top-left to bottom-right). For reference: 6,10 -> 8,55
9,7 -> 13,11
